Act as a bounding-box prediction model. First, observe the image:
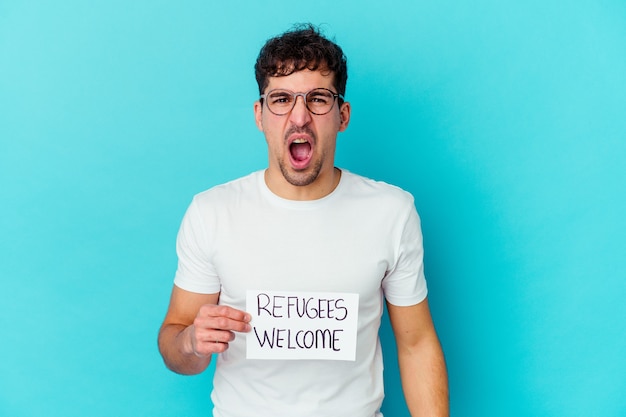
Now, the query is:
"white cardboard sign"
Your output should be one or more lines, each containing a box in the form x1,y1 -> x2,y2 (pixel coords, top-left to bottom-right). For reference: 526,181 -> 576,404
246,290 -> 359,361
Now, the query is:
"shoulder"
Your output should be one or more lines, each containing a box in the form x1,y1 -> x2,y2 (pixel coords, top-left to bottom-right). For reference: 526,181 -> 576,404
340,170 -> 415,207
192,171 -> 262,206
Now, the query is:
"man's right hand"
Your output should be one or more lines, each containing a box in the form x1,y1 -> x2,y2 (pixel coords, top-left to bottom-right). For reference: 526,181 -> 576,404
187,304 -> 252,356
159,287 -> 250,375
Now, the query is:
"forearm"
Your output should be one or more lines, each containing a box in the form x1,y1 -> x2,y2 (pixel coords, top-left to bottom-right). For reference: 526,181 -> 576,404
398,334 -> 449,417
158,323 -> 212,375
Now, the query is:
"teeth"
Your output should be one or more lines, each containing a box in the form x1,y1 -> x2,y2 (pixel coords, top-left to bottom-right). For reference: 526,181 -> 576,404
293,138 -> 308,144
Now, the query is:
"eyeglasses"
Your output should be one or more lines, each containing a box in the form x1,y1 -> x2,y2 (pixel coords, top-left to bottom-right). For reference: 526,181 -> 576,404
260,88 -> 344,116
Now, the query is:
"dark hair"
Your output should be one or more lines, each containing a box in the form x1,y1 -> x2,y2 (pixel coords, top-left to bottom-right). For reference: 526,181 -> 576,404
254,23 -> 348,98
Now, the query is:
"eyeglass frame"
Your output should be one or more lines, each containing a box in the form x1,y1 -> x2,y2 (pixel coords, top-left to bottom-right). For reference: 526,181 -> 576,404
259,88 -> 345,116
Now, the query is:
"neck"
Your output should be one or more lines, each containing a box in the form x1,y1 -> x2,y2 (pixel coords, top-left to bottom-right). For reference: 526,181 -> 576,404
264,167 -> 342,201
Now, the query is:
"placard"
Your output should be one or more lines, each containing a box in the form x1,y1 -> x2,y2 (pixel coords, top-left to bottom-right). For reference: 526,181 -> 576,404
246,290 -> 359,361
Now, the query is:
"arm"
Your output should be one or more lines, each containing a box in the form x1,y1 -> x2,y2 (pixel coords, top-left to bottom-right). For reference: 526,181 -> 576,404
387,298 -> 449,417
158,285 -> 251,375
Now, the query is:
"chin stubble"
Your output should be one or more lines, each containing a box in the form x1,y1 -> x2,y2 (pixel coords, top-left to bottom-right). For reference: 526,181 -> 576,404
279,158 -> 323,187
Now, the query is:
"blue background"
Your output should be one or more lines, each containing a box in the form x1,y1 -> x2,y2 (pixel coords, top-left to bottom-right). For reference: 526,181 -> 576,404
1,1 -> 625,416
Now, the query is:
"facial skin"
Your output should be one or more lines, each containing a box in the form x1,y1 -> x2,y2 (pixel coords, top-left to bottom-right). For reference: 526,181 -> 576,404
254,69 -> 351,201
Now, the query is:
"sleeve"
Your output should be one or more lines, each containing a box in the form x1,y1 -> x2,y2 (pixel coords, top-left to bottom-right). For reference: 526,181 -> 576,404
382,202 -> 428,306
173,197 -> 222,294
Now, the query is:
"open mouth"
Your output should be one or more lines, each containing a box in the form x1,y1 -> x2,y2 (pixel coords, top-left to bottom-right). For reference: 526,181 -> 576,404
290,138 -> 312,162
289,138 -> 313,168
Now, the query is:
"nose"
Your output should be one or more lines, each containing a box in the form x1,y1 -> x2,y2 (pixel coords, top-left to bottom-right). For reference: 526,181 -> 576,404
289,94 -> 312,127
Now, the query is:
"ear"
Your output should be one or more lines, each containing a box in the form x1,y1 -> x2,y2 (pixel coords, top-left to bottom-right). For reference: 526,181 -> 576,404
338,101 -> 351,132
254,100 -> 264,132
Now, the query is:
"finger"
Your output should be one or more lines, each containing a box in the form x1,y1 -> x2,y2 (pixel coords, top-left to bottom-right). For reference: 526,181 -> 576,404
192,329 -> 233,356
193,339 -> 228,357
196,328 -> 236,345
202,304 -> 252,323
197,305 -> 252,332
193,315 -> 251,334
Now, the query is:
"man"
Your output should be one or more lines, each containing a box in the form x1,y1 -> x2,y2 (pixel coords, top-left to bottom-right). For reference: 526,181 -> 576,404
158,24 -> 448,417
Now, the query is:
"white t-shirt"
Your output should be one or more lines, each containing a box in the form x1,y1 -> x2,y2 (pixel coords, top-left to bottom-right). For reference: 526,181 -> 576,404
174,169 -> 428,417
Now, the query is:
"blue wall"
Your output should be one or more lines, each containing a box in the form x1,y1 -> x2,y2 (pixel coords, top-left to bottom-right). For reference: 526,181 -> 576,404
1,1 -> 625,416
